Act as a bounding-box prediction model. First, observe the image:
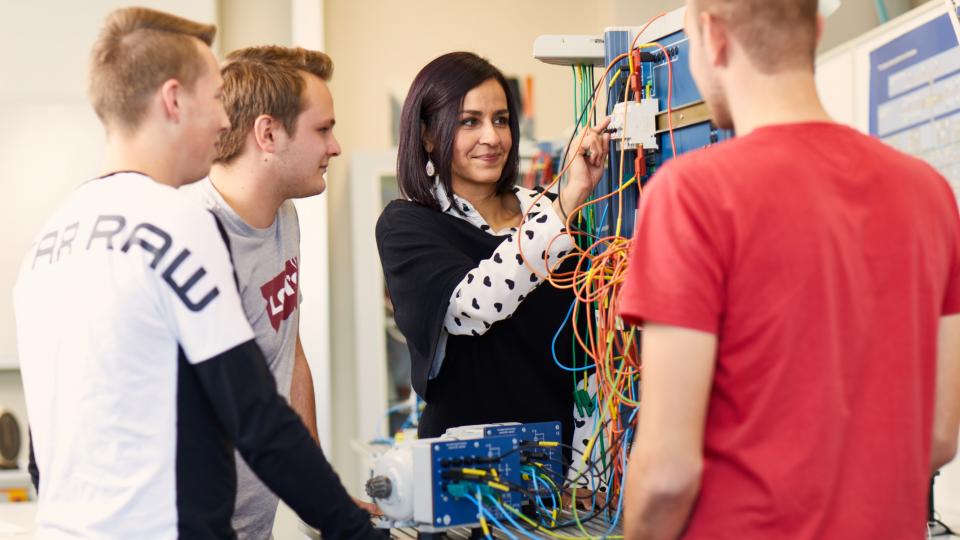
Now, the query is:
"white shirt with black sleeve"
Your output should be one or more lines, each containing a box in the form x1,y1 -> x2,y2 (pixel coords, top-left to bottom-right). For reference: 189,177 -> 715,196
438,182 -> 575,336
14,172 -> 378,540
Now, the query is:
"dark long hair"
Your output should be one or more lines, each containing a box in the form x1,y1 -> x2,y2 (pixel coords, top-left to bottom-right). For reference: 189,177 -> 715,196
397,52 -> 521,211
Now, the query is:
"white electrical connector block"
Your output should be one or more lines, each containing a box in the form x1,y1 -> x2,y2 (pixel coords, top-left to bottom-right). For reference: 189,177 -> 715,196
608,99 -> 660,150
533,34 -> 605,66
370,423 -> 524,529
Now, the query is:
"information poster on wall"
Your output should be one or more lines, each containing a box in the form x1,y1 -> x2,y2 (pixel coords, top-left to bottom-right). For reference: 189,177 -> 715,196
869,12 -> 960,200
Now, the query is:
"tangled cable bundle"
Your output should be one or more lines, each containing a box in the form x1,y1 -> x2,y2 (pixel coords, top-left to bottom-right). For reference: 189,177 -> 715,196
509,13 -> 679,529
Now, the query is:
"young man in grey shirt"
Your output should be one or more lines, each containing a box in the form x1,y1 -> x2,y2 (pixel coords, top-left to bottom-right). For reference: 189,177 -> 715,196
183,45 -> 378,539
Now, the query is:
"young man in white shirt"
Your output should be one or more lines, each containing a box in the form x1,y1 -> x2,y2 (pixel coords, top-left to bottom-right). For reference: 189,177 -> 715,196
15,8 -> 379,539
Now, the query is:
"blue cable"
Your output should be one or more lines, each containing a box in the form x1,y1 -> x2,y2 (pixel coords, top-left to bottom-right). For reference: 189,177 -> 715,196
484,495 -> 542,540
470,489 -> 494,540
605,408 -> 639,526
463,493 -> 518,540
548,182 -> 614,373
604,425 -> 633,536
523,466 -> 557,524
600,387 -> 622,519
374,402 -> 414,442
587,198 -> 612,258
537,473 -> 559,517
551,300 -> 591,372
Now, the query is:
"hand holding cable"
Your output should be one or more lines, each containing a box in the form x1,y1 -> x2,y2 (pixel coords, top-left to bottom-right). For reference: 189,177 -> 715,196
553,117 -> 612,221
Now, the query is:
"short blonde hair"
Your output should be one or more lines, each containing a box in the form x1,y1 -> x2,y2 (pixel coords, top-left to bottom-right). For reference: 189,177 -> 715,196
216,46 -> 334,164
692,0 -> 818,73
89,7 -> 216,131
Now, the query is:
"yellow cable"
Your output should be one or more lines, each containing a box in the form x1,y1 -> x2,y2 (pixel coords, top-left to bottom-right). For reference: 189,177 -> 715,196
583,371 -> 621,463
476,488 -> 491,537
608,68 -> 622,89
487,481 -> 509,493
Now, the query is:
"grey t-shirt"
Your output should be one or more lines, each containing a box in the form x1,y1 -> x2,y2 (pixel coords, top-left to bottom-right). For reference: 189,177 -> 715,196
183,177 -> 302,539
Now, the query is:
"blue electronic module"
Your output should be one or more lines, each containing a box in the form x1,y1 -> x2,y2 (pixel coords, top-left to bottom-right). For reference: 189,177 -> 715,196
425,435 -> 523,527
484,421 -> 564,494
596,25 -> 732,238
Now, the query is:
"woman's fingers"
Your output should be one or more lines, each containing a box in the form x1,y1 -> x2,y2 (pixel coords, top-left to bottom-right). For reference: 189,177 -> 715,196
592,136 -> 605,167
580,117 -> 612,168
593,116 -> 612,134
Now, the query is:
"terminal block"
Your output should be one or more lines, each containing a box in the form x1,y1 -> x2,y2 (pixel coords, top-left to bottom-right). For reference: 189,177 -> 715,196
609,99 -> 660,151
367,421 -> 563,532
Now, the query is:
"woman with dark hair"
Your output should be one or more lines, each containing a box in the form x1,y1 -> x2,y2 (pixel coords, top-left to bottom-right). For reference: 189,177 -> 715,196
375,52 -> 609,447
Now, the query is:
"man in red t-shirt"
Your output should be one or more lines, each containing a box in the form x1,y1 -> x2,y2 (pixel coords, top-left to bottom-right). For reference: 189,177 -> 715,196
619,1 -> 960,539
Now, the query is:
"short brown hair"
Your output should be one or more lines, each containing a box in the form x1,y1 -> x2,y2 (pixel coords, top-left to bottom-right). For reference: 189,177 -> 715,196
216,46 -> 334,164
692,0 -> 818,73
89,7 -> 217,131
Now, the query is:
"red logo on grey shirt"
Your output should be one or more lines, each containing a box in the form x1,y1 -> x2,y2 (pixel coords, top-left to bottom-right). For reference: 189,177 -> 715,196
260,257 -> 299,331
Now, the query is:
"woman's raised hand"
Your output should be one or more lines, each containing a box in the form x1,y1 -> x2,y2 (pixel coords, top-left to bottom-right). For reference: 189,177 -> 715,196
556,117 -> 612,219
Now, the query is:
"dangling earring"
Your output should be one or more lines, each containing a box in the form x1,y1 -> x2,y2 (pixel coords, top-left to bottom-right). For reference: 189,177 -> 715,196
425,157 -> 436,177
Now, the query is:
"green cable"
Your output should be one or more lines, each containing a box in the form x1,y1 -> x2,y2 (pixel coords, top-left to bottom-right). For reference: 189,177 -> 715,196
572,66 -> 578,127
576,64 -> 583,129
582,65 -> 590,129
587,66 -> 597,124
578,64 -> 585,129
571,480 -> 591,537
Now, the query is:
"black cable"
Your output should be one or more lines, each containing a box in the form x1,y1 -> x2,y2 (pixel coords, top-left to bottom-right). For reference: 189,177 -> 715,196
518,416 -> 617,491
576,420 -> 634,485
551,496 -> 619,530
448,416 -> 630,527
546,421 -> 635,529
530,455 -> 606,500
556,67 -> 609,222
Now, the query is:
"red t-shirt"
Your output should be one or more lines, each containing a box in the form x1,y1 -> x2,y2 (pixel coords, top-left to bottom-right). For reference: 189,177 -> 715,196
620,122 -> 960,539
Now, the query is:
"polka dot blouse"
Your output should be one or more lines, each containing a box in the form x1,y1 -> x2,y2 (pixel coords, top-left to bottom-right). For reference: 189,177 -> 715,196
433,182 -> 576,337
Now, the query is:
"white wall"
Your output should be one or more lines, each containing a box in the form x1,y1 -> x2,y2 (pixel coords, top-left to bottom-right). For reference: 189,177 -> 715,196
218,0 -> 292,56
0,0 -> 214,368
819,0 -> 913,52
0,0 -> 218,469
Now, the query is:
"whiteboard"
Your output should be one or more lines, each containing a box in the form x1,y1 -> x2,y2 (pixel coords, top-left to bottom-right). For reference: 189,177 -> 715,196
816,0 -> 960,526
817,0 -> 952,132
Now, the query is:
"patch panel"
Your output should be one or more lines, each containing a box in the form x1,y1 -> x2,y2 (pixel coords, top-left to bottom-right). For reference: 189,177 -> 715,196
367,421 -> 564,532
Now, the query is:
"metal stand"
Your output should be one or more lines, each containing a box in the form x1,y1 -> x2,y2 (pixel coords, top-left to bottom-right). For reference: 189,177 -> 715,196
929,471 -> 957,538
